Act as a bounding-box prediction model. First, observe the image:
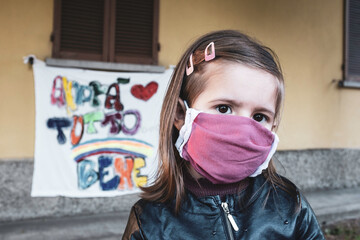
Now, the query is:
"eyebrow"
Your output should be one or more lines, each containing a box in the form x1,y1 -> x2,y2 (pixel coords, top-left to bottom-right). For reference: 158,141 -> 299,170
209,98 -> 275,118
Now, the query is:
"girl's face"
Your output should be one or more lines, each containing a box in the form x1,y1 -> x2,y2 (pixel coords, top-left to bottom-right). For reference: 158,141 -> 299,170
191,61 -> 278,130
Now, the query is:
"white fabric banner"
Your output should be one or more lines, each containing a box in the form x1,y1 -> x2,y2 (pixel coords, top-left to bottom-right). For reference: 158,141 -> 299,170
30,57 -> 173,197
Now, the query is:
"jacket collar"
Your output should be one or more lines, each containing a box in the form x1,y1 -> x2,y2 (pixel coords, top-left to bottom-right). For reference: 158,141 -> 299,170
179,174 -> 270,214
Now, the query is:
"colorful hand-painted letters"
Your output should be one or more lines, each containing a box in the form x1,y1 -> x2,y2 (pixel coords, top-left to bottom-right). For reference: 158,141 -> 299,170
31,59 -> 172,197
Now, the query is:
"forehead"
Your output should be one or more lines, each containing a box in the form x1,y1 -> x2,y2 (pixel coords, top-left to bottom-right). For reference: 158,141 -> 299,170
195,61 -> 278,109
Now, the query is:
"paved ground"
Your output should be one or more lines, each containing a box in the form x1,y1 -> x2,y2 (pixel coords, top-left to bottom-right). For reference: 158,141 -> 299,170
305,187 -> 360,225
323,218 -> 360,239
1,187 -> 360,240
0,212 -> 128,240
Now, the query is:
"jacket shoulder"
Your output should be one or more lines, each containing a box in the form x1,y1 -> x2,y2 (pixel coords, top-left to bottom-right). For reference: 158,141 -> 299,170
121,199 -> 150,240
295,191 -> 326,239
249,174 -> 299,204
122,199 -> 174,240
260,174 -> 325,239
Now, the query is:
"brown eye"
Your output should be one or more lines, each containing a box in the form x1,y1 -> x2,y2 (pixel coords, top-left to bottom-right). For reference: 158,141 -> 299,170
253,113 -> 267,123
216,105 -> 232,114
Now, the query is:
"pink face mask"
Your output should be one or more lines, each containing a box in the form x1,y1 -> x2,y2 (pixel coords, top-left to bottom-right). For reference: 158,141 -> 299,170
175,105 -> 279,184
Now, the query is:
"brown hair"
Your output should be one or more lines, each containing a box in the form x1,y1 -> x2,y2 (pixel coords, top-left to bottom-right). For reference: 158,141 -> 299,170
141,30 -> 298,212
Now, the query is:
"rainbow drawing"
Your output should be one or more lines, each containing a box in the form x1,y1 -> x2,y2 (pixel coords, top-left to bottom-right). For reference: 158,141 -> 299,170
72,138 -> 154,162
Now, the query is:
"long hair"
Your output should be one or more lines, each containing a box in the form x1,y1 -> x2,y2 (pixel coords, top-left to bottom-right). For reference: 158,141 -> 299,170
141,30 -> 298,212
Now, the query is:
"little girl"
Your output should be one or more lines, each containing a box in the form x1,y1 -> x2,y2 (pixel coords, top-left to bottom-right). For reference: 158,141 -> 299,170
122,30 -> 324,240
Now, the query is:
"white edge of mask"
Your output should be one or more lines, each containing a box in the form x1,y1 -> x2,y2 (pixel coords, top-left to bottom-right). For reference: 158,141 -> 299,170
250,133 -> 280,177
175,108 -> 202,157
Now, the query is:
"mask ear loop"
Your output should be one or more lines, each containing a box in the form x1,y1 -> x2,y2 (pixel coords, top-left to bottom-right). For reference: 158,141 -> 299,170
183,100 -> 190,110
175,99 -> 198,158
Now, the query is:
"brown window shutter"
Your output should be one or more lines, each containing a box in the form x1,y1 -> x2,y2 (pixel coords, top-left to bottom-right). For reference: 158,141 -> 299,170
52,0 -> 159,65
111,0 -> 159,65
52,0 -> 108,61
345,0 -> 360,82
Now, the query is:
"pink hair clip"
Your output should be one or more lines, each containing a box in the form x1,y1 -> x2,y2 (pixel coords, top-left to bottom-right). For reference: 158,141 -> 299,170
186,42 -> 215,76
186,53 -> 194,76
204,42 -> 215,61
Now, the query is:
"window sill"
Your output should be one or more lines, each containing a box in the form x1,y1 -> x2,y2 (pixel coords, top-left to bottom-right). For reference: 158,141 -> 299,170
45,58 -> 166,73
338,80 -> 360,89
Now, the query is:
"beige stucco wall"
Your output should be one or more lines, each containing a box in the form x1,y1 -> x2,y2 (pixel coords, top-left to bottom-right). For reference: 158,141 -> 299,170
0,0 -> 357,159
0,0 -> 53,159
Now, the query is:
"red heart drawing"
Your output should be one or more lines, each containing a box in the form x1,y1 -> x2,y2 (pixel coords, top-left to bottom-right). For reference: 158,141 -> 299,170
131,81 -> 159,101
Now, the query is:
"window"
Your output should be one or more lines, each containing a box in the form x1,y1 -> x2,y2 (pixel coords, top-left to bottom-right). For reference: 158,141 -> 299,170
52,0 -> 159,65
342,0 -> 360,87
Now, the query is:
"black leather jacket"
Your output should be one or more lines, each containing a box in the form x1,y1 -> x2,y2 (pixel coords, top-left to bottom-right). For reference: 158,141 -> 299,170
122,175 -> 325,239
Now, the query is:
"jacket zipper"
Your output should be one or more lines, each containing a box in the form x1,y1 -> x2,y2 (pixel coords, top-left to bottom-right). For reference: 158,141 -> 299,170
221,202 -> 239,240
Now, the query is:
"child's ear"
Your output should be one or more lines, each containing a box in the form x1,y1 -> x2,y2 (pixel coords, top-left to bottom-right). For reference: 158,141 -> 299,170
174,98 -> 186,130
